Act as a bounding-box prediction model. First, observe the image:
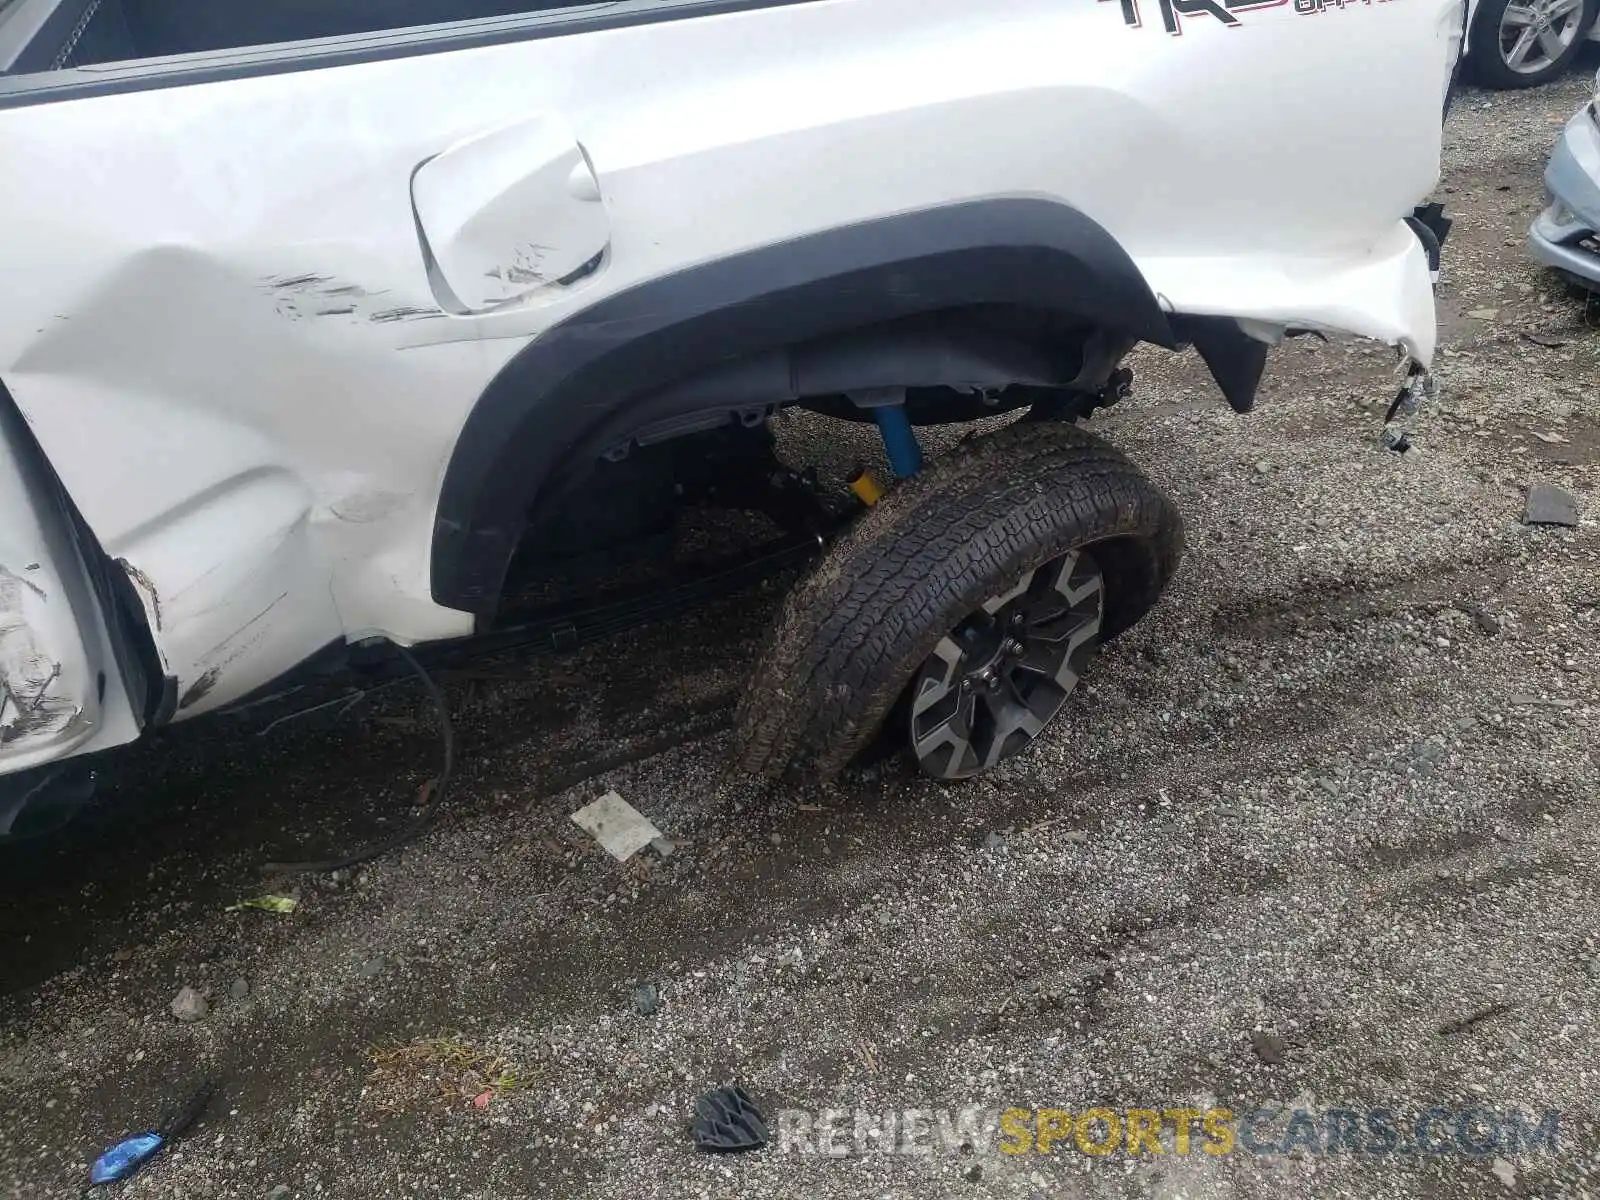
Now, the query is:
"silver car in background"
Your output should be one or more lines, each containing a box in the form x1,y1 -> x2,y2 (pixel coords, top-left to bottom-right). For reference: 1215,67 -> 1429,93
1529,71 -> 1600,289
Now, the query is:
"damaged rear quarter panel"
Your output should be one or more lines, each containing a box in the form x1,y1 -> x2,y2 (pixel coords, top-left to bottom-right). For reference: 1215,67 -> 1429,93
0,0 -> 1461,730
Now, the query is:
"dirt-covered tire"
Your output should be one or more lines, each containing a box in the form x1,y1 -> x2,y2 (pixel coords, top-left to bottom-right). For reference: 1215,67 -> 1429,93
734,421 -> 1183,783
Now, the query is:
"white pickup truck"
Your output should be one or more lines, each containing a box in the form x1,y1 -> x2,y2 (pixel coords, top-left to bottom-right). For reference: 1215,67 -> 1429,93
0,0 -> 1466,833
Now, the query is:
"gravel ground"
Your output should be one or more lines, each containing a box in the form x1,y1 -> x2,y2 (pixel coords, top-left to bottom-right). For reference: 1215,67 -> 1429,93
3,67 -> 1600,1200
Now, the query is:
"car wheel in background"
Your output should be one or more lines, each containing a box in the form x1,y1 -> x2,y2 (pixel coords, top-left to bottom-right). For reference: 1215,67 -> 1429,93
1469,0 -> 1599,89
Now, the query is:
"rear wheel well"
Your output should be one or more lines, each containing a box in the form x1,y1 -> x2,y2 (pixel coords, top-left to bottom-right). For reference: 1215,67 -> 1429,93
430,196 -> 1176,615
507,307 -> 1134,592
564,306 -> 1130,476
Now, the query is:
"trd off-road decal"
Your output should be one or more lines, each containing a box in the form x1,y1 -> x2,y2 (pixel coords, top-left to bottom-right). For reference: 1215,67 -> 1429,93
1104,0 -> 1394,35
1291,0 -> 1401,15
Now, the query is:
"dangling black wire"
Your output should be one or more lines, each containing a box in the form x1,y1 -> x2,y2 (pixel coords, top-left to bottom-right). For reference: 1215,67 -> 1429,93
261,644 -> 455,876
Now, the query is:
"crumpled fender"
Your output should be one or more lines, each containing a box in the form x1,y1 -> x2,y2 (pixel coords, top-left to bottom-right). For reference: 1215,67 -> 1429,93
0,390 -> 140,780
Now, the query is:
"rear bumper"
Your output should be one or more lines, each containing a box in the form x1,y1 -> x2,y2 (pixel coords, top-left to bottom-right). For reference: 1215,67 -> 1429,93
1139,219 -> 1440,368
1528,105 -> 1600,289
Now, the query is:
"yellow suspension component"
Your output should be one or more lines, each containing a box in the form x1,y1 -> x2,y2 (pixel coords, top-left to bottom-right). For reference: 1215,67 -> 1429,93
849,467 -> 885,507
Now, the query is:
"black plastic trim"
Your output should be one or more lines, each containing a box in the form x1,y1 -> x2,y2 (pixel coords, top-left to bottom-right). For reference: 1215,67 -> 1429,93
1172,314 -> 1270,415
1407,202 -> 1453,273
0,0 -> 826,108
430,197 -> 1175,613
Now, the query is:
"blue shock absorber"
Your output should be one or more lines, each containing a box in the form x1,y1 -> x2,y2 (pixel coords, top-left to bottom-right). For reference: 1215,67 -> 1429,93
872,404 -> 924,478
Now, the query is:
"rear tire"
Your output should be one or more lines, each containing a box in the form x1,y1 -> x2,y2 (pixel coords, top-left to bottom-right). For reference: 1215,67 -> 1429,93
734,421 -> 1183,784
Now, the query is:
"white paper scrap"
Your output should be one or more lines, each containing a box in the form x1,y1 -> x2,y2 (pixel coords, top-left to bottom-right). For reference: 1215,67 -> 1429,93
570,791 -> 664,862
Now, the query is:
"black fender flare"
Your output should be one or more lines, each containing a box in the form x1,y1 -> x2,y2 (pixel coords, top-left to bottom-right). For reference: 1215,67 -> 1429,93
431,197 -> 1175,614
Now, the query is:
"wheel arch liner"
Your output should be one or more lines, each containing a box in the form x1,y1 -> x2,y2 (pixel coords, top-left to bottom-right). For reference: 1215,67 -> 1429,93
432,197 -> 1175,613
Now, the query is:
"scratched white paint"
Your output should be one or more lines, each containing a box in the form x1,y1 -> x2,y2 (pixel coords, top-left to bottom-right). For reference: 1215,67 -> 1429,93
412,114 -> 612,313
0,0 -> 1465,773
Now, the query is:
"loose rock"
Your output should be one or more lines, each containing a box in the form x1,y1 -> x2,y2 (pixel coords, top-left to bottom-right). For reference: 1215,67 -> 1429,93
632,982 -> 662,1016
1250,1030 -> 1286,1065
170,987 -> 208,1023
1524,484 -> 1579,528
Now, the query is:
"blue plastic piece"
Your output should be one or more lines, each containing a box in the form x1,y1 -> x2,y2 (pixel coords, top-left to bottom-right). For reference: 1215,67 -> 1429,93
91,1132 -> 165,1185
872,405 -> 924,478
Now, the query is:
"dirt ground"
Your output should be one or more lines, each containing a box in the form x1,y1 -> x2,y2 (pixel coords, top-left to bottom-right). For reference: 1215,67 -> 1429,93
3,65 -> 1600,1200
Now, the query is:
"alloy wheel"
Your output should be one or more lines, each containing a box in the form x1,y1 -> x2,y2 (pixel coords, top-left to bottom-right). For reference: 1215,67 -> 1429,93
1498,0 -> 1586,75
908,549 -> 1105,780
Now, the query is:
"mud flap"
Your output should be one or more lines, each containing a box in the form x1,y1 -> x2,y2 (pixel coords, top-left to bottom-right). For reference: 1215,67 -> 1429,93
1407,202 -> 1454,284
1172,315 -> 1271,414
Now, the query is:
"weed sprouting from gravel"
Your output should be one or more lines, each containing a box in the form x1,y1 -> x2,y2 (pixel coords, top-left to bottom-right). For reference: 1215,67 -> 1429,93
362,1035 -> 521,1113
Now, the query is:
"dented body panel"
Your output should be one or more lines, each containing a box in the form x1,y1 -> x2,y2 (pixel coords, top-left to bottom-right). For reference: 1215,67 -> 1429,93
0,0 -> 1465,780
0,395 -> 139,774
